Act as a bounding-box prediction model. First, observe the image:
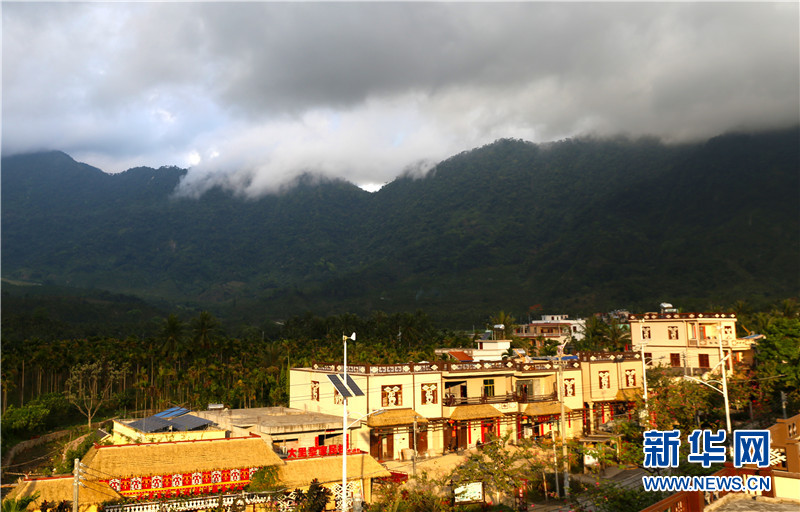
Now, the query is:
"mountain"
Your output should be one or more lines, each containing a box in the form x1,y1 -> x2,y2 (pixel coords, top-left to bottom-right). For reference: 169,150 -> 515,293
2,127 -> 798,326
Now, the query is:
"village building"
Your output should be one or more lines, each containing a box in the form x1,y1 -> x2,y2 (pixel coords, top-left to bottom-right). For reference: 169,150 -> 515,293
192,406 -> 348,457
5,417 -> 390,512
628,308 -> 759,375
514,315 -> 586,352
435,330 -> 514,362
110,407 -> 226,445
289,352 -> 643,461
762,412 -> 800,500
576,352 -> 645,433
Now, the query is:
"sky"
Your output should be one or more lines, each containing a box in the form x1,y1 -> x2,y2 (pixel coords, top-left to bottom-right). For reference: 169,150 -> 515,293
3,2 -> 798,196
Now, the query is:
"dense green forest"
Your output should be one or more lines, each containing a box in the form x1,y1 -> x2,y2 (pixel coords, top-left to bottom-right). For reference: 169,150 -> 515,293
3,127 -> 798,327
3,302 -> 798,453
0,307 -> 471,447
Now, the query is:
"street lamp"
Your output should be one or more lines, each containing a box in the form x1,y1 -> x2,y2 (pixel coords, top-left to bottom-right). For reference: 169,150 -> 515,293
682,358 -> 732,436
339,333 -> 387,512
340,408 -> 386,512
347,408 -> 386,429
638,318 -> 649,417
682,326 -> 732,436
555,342 -> 570,498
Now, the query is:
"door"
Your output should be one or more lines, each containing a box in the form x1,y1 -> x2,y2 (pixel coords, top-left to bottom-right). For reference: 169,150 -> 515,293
444,423 -> 467,452
481,419 -> 498,443
370,430 -> 394,460
457,423 -> 468,449
444,423 -> 456,452
516,380 -> 532,402
415,426 -> 428,455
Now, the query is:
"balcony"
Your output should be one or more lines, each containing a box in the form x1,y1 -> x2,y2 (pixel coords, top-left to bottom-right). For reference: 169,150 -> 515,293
443,392 -> 556,407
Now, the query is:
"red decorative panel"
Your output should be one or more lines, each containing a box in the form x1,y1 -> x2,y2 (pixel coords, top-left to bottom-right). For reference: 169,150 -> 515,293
101,467 -> 257,500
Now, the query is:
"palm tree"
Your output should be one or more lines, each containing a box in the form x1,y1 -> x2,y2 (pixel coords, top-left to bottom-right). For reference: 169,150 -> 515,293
603,318 -> 631,351
489,311 -> 517,339
576,315 -> 605,352
161,314 -> 185,360
191,311 -> 219,354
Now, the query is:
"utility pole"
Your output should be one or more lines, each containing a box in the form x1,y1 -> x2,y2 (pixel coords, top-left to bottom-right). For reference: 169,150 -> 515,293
72,458 -> 80,512
550,425 -> 560,498
718,323 -> 732,438
641,339 -> 649,420
412,415 -> 417,476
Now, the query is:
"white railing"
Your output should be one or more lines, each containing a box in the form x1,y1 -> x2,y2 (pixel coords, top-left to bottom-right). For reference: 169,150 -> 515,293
104,491 -> 299,512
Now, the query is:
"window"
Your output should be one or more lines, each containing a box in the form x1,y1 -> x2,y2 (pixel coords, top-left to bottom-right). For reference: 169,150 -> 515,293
670,353 -> 681,367
483,379 -> 495,398
311,381 -> 320,401
564,378 -> 576,397
624,369 -> 636,387
334,389 -> 343,405
421,383 -> 438,405
644,352 -> 653,365
642,326 -> 651,340
698,354 -> 710,368
724,325 -> 733,337
381,385 -> 403,407
668,326 -> 679,340
598,371 -> 610,389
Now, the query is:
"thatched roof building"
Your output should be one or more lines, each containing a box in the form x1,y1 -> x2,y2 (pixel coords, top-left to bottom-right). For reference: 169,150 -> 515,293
5,435 -> 391,510
277,453 -> 390,489
4,475 -> 120,512
81,435 -> 282,478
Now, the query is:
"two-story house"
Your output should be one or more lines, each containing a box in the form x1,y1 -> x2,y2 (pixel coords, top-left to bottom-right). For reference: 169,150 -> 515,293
290,353 -> 640,461
514,315 -> 586,353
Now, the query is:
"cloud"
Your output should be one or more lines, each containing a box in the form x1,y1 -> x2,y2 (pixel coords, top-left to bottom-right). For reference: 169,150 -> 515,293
3,2 -> 798,195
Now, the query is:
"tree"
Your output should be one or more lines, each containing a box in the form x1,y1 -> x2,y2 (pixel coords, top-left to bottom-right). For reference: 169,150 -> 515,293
161,314 -> 185,361
489,311 -> 516,339
643,367 -> 713,432
448,432 -> 525,507
192,311 -> 219,353
2,492 -> 40,512
574,316 -> 606,352
297,479 -> 332,512
753,316 -> 800,416
603,318 -> 630,352
65,359 -> 127,428
247,466 -> 280,493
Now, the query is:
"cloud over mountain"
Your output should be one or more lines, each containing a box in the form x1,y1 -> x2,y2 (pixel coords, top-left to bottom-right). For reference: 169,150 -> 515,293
3,2 -> 798,195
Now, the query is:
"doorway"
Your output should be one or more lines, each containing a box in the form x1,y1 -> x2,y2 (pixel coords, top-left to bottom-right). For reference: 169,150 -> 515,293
370,429 -> 394,460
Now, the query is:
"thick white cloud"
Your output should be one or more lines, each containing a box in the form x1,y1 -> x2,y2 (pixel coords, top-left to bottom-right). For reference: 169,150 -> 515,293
3,2 -> 798,195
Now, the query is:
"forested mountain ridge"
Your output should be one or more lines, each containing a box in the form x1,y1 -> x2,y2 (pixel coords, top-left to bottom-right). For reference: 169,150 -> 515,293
3,127 -> 798,326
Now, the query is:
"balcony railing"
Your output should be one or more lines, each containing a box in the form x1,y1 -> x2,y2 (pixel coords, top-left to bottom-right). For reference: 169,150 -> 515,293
442,392 -> 556,407
311,360 -> 581,375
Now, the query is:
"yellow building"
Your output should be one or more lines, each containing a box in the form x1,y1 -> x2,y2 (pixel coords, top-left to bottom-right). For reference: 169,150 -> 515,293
290,356 -> 614,461
628,311 -> 757,375
577,352 -> 646,433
